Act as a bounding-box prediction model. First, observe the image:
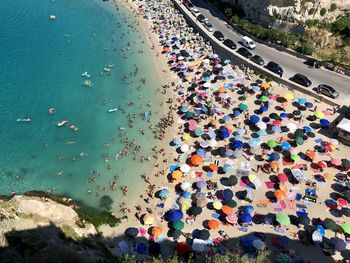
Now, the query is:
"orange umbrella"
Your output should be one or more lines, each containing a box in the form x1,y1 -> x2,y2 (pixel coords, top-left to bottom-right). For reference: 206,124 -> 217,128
306,150 -> 315,160
218,86 -> 226,93
209,163 -> 218,171
191,154 -> 203,166
172,170 -> 183,180
221,205 -> 233,215
274,189 -> 286,200
151,226 -> 163,237
270,161 -> 279,170
323,173 -> 334,181
162,46 -> 171,52
208,219 -> 220,230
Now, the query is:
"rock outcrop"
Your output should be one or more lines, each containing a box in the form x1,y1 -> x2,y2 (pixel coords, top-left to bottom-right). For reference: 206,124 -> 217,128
221,0 -> 350,23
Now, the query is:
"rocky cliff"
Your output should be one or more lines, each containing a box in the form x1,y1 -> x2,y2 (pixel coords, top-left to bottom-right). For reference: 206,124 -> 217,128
221,0 -> 350,23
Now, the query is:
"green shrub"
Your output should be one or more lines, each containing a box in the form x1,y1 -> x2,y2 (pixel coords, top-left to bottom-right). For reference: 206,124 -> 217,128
297,41 -> 315,55
308,8 -> 315,15
330,3 -> 337,12
331,15 -> 350,36
320,8 -> 327,16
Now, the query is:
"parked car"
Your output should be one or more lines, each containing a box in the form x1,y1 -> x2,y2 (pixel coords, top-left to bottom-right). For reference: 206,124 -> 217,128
213,31 -> 224,41
237,47 -> 252,59
250,55 -> 264,65
185,2 -> 194,10
203,21 -> 214,32
290,73 -> 312,87
265,61 -> 283,76
241,36 -> 256,49
223,39 -> 237,50
191,8 -> 200,17
317,84 -> 339,98
304,58 -> 321,68
196,14 -> 206,23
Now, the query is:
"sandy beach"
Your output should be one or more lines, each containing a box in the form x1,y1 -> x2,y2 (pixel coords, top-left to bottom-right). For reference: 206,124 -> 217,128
96,0 -> 350,262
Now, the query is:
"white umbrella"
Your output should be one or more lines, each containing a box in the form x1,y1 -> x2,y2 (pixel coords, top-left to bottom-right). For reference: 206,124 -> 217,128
203,82 -> 211,88
180,144 -> 190,152
256,121 -> 267,130
181,181 -> 191,191
180,164 -> 191,173
287,122 -> 297,131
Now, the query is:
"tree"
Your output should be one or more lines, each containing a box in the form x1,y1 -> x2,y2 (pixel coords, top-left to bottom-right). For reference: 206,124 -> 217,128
224,7 -> 232,17
308,8 -> 315,15
297,42 -> 315,55
320,8 -> 327,16
330,3 -> 337,12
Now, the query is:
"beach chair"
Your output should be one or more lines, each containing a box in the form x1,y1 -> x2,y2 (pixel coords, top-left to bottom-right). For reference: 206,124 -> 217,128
258,199 -> 270,208
287,200 -> 296,210
295,193 -> 302,201
279,200 -> 287,209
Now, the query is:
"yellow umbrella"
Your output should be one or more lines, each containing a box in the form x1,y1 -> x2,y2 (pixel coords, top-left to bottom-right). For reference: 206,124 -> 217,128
172,170 -> 183,180
262,82 -> 270,88
248,173 -> 256,182
181,203 -> 190,211
143,214 -> 155,225
314,111 -> 325,118
182,133 -> 190,141
213,200 -> 223,210
283,93 -> 294,100
323,173 -> 334,181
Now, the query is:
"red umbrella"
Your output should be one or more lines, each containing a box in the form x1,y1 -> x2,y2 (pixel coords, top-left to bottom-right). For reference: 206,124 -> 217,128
337,198 -> 348,208
277,173 -> 288,183
175,242 -> 192,256
330,158 -> 342,166
317,161 -> 327,168
272,120 -> 282,126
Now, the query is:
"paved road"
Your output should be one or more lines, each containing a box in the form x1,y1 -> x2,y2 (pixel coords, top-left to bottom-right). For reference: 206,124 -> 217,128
190,0 -> 350,100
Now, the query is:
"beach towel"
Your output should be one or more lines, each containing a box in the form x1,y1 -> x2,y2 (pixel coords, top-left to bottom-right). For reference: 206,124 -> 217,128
279,200 -> 287,209
287,200 -> 296,210
315,138 -> 323,144
211,213 -> 220,219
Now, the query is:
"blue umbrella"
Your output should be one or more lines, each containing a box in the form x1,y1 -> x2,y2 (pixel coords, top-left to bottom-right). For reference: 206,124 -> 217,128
223,115 -> 231,122
223,189 -> 234,199
281,142 -> 291,151
272,126 -> 281,133
173,138 -> 181,146
230,140 -> 243,149
297,98 -> 307,104
250,115 -> 260,124
279,236 -> 290,248
208,130 -> 216,139
305,102 -> 313,108
196,148 -> 206,157
303,126 -> 312,132
182,192 -> 192,199
225,149 -> 234,157
316,225 -> 325,236
158,189 -> 169,199
248,138 -> 259,148
270,152 -> 280,161
233,109 -> 241,116
237,128 -> 246,135
217,147 -> 226,156
257,130 -> 267,136
260,105 -> 268,112
167,210 -> 183,222
222,164 -> 233,173
320,118 -> 330,127
196,181 -> 206,189
280,113 -> 288,119
239,213 -> 252,223
136,243 -> 148,254
242,205 -> 254,213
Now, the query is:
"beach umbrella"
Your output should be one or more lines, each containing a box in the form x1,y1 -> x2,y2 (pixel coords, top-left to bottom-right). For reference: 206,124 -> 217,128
342,159 -> 350,170
196,198 -> 208,208
250,115 -> 260,124
256,121 -> 267,130
157,189 -> 169,199
196,180 -> 206,189
180,144 -> 190,152
209,163 -> 218,171
297,214 -> 310,226
231,140 -> 244,149
270,112 -> 281,120
337,198 -> 348,207
176,242 -> 192,256
283,93 -> 293,100
270,152 -> 280,161
196,148 -> 206,157
290,154 -> 300,161
173,138 -> 181,146
172,170 -> 183,180
222,164 -> 233,173
252,239 -> 265,250
278,173 -> 288,183
248,138 -> 260,148
320,118 -> 330,127
323,218 -> 338,231
124,227 -> 138,238
199,141 -> 210,148
276,213 -> 290,226
342,223 -> 350,234
239,103 -> 248,111
143,214 -> 155,225
226,213 -> 237,224
167,210 -> 183,222
223,189 -> 234,200
180,164 -> 191,173
239,213 -> 252,223
317,160 -> 327,168
182,191 -> 192,199
194,128 -> 203,137
314,111 -> 325,118
213,200 -> 223,210
274,190 -> 286,200
136,243 -> 148,254
316,225 -> 326,236
195,192 -> 205,200
224,199 -> 237,208
331,237 -> 347,251
330,158 -> 342,166
267,140 -> 278,148
272,120 -> 282,126
198,229 -> 210,240
181,181 -> 191,191
242,205 -> 254,213
172,221 -> 185,231
295,136 -> 304,145
294,129 -> 304,138
260,105 -> 268,112
188,206 -> 202,216
221,205 -> 233,215
227,175 -> 238,186
208,219 -> 220,230
286,123 -> 297,131
306,150 -> 315,160
152,226 -> 163,237
280,142 -> 291,151
190,154 -> 203,166
225,149 -> 234,157
260,95 -> 269,102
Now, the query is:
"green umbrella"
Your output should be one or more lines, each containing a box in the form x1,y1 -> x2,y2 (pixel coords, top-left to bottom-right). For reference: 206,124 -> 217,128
291,154 -> 300,161
224,199 -> 237,208
345,182 -> 350,189
342,159 -> 350,169
344,191 -> 350,202
260,96 -> 268,102
227,175 -> 238,186
188,206 -> 202,216
239,103 -> 248,111
267,140 -> 278,148
185,112 -> 193,118
295,137 -> 304,145
324,218 -> 338,231
270,113 -> 281,120
294,129 -> 304,138
194,128 -> 202,137
342,223 -> 350,234
276,213 -> 290,226
172,221 -> 185,231
171,229 -> 182,239
198,229 -> 210,240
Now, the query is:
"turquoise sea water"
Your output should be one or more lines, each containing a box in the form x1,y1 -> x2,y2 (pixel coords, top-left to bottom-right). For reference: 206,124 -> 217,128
0,0 -> 162,211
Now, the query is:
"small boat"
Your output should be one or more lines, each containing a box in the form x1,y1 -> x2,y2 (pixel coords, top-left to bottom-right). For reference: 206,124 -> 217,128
70,125 -> 78,131
103,67 -> 111,72
119,126 -> 126,130
48,108 -> 55,114
17,118 -> 31,122
50,15 -> 56,20
83,79 -> 92,87
57,120 -> 68,127
108,108 -> 118,113
81,72 -> 90,78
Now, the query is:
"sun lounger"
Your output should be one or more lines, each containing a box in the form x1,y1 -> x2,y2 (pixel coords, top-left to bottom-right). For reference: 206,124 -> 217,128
206,172 -> 214,177
259,199 -> 270,206
287,200 -> 296,210
279,200 -> 287,209
274,208 -> 283,212
286,191 -> 296,200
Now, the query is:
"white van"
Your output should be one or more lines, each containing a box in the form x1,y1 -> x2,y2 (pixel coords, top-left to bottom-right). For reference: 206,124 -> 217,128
241,36 -> 256,49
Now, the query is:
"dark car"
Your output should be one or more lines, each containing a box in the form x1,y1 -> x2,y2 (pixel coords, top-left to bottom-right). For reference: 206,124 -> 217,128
237,47 -> 252,58
304,58 -> 321,68
250,55 -> 264,66
265,61 -> 283,76
223,39 -> 237,50
213,31 -> 224,41
317,84 -> 339,98
186,2 -> 194,10
196,14 -> 206,23
290,73 -> 312,87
